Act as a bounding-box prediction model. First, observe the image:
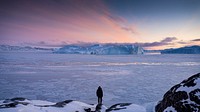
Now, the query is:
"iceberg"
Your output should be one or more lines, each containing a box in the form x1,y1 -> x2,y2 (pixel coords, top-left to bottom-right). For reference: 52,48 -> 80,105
54,44 -> 144,55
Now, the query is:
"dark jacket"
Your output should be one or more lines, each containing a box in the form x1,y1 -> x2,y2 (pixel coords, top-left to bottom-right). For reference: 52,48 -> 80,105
96,86 -> 103,98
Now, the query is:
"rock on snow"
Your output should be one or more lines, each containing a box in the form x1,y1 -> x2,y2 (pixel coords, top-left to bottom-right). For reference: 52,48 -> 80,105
0,98 -> 146,112
155,73 -> 200,112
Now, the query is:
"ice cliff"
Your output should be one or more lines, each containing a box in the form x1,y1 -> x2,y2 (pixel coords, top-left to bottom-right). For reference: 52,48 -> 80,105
54,44 -> 144,55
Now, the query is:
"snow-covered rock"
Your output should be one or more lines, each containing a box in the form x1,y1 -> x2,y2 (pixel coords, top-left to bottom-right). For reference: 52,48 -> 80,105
0,97 -> 106,112
54,44 -> 144,55
155,73 -> 200,112
1,73 -> 199,112
106,103 -> 146,112
0,98 -> 147,112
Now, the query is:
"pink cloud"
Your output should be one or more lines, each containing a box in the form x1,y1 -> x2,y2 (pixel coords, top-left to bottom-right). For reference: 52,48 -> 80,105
0,0 -> 139,46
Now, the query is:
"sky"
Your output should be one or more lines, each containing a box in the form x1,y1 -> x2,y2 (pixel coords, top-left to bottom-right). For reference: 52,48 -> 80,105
0,0 -> 200,50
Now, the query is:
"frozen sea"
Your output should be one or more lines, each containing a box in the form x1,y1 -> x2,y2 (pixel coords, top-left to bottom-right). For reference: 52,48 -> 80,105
0,52 -> 200,107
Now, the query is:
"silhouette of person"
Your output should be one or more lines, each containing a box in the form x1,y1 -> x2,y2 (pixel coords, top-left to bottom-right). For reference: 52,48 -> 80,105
96,86 -> 103,104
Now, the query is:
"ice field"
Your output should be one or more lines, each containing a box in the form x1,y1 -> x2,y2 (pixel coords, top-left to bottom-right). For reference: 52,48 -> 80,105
0,52 -> 200,107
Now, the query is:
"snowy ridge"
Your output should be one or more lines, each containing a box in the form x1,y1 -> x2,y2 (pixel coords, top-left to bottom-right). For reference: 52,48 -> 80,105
54,44 -> 144,55
0,45 -> 53,52
161,45 -> 200,54
0,98 -> 149,112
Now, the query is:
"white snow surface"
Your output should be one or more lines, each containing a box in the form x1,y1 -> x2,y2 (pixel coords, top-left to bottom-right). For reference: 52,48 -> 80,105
0,52 -> 200,112
0,99 -> 148,112
177,77 -> 200,93
163,106 -> 177,112
0,100 -> 93,112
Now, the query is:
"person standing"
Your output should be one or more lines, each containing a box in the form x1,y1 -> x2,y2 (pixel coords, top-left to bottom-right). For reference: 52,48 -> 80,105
96,86 -> 103,104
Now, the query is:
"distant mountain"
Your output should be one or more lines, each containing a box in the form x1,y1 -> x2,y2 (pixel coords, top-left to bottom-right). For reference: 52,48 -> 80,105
161,45 -> 200,54
54,44 -> 144,55
0,45 -> 53,52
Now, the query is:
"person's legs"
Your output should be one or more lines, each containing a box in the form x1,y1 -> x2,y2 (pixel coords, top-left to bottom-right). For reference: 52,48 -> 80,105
100,97 -> 102,104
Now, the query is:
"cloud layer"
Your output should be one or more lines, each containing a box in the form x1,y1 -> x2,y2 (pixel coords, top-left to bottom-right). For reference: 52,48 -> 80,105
135,37 -> 177,47
0,0 -> 137,45
0,0 -> 199,49
192,39 -> 200,41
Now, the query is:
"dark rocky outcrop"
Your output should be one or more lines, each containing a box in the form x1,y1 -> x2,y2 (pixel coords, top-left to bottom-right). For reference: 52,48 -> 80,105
0,98 -> 74,109
3,97 -> 26,103
155,73 -> 200,112
106,103 -> 132,112
53,100 -> 73,107
0,97 -> 29,108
